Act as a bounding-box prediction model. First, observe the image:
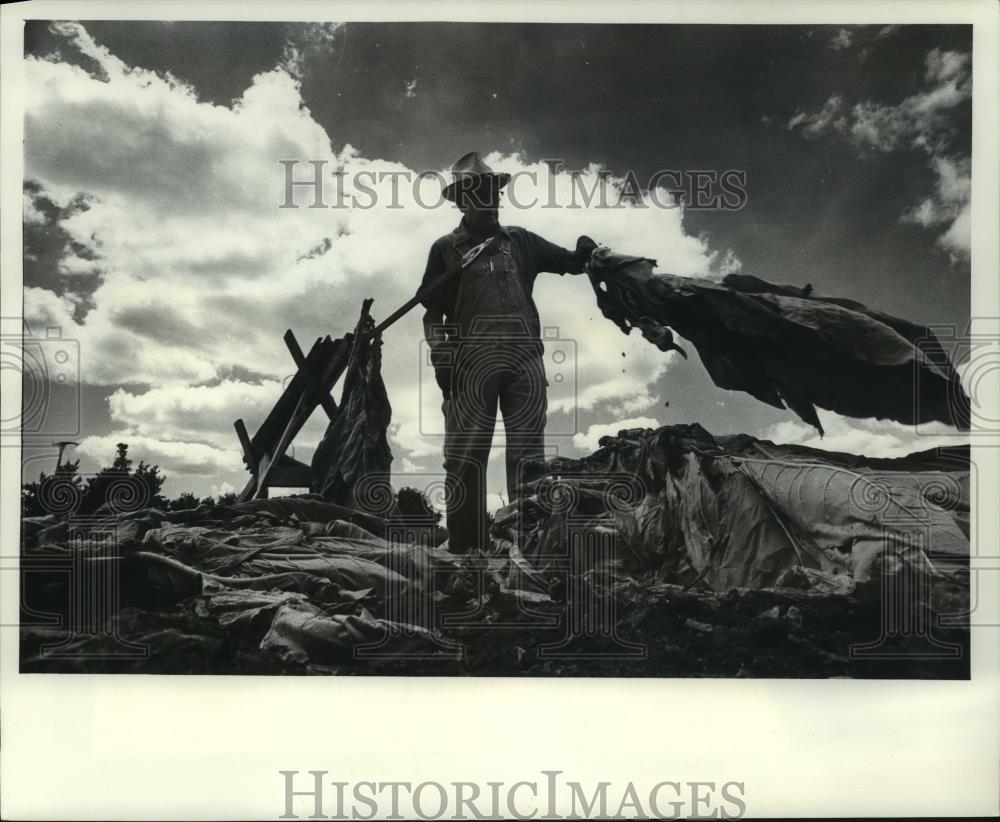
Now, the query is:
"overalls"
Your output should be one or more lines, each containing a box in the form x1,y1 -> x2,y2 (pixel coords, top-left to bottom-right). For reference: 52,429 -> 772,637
443,232 -> 549,553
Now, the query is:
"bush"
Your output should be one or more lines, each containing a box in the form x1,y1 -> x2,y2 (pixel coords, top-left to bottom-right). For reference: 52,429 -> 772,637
21,442 -> 168,517
394,486 -> 442,524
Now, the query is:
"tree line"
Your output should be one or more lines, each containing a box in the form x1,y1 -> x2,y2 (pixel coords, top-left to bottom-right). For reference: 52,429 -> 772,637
21,442 -> 238,518
21,442 -> 442,524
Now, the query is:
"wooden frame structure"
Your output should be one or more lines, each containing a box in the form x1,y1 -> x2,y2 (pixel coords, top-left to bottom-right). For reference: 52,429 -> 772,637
234,329 -> 352,501
232,243 -> 495,501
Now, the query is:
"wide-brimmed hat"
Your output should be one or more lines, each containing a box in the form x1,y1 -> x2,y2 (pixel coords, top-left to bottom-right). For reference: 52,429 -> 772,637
442,152 -> 511,204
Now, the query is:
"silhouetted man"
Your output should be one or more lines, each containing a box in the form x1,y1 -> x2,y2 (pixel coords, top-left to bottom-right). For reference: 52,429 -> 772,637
419,152 -> 596,554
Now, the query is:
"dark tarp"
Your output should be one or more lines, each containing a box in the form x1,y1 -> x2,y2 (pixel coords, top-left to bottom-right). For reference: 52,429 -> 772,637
311,301 -> 394,511
507,423 -> 969,592
586,249 -> 970,433
21,425 -> 970,675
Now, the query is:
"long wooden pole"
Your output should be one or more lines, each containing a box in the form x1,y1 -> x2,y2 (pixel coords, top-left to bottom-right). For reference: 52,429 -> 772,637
369,234 -> 496,338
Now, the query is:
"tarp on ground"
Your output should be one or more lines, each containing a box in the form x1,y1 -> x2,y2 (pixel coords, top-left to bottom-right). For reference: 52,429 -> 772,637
507,423 -> 969,592
21,424 -> 970,671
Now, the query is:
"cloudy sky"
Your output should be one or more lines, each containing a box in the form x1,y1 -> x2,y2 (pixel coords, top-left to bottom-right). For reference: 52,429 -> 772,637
21,21 -> 972,502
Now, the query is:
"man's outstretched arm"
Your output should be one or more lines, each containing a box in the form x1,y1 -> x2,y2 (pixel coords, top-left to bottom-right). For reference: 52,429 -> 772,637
528,231 -> 598,275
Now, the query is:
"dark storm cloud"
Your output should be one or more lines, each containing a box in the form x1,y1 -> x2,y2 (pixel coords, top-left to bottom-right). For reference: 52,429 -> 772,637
207,363 -> 276,386
23,183 -> 103,321
290,24 -> 970,332
110,303 -> 208,348
25,20 -> 291,105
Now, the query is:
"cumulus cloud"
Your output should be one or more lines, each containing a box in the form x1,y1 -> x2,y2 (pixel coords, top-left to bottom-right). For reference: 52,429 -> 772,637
23,193 -> 47,224
279,22 -> 345,80
711,248 -> 743,276
106,379 -> 319,449
399,458 -> 425,473
901,155 -> 971,261
605,393 -> 662,417
788,48 -> 970,154
829,29 -> 853,51
786,95 -> 846,137
826,25 -> 901,58
211,481 -> 236,498
24,286 -> 77,333
76,433 -> 244,477
759,410 -> 963,459
787,47 -> 970,260
572,417 -> 662,452
821,24 -> 900,57
24,23 -> 729,496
